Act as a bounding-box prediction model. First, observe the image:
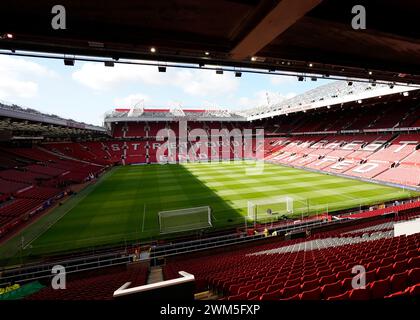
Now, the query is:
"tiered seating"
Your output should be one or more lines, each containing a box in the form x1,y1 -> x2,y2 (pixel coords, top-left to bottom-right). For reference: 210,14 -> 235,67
27,265 -> 148,300
0,198 -> 45,231
164,221 -> 420,300
125,123 -> 146,138
0,179 -> 30,195
0,169 -> 51,183
16,186 -> 63,200
26,164 -> 67,177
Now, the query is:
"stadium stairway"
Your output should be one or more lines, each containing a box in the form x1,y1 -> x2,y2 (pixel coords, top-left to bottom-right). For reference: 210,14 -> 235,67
147,266 -> 163,284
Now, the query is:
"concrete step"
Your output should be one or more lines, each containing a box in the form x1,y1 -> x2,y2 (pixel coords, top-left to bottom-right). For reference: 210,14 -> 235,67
147,266 -> 163,284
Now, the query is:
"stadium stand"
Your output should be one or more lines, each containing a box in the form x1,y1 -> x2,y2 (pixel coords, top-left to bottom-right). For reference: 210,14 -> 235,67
163,213 -> 420,300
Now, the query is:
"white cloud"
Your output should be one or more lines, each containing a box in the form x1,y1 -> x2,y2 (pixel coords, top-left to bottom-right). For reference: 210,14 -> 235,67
172,69 -> 239,97
113,93 -> 151,108
0,56 -> 56,100
72,63 -> 167,90
236,90 -> 296,109
72,62 -> 239,97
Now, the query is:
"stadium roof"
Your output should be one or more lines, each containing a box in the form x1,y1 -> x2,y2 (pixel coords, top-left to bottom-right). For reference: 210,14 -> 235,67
0,102 -> 107,139
104,108 -> 247,123
247,81 -> 420,120
0,0 -> 420,85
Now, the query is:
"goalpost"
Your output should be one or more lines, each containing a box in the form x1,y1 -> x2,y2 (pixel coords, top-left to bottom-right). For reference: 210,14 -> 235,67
158,206 -> 212,234
248,197 -> 294,222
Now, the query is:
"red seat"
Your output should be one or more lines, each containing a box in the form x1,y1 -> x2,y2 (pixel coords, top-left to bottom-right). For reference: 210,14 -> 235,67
348,288 -> 370,300
319,274 -> 336,286
280,293 -> 300,300
281,284 -> 301,299
266,283 -> 283,293
327,291 -> 349,300
247,287 -> 266,299
392,259 -> 408,274
390,271 -> 408,293
299,287 -> 321,300
227,292 -> 248,300
260,289 -> 282,300
237,284 -> 256,295
408,256 -> 420,269
384,290 -> 409,298
317,269 -> 330,277
341,277 -> 354,292
409,283 -> 420,296
380,257 -> 394,267
301,279 -> 319,292
301,272 -> 317,283
284,278 -> 300,288
408,268 -> 420,285
376,264 -> 393,280
370,279 -> 391,299
321,281 -> 342,299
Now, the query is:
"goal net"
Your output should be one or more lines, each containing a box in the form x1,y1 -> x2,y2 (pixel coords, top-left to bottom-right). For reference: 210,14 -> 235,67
248,197 -> 293,222
158,206 -> 212,234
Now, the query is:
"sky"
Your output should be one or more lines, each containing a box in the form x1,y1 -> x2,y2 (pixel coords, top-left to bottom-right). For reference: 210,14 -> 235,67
0,54 -> 332,126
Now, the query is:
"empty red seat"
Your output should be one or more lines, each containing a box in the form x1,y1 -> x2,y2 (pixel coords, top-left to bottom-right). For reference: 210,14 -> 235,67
341,277 -> 354,292
237,284 -> 255,295
280,293 -> 300,300
260,289 -> 282,300
227,292 -> 248,300
319,274 -> 336,286
281,284 -> 301,299
408,256 -> 420,269
300,287 -> 321,300
301,278 -> 319,292
321,281 -> 343,299
392,259 -> 408,274
376,264 -> 393,280
380,257 -> 394,267
284,277 -> 300,288
390,272 -> 408,293
348,288 -> 370,300
409,284 -> 420,296
370,279 -> 391,299
408,268 -> 420,285
247,287 -> 265,299
327,291 -> 349,300
266,283 -> 283,293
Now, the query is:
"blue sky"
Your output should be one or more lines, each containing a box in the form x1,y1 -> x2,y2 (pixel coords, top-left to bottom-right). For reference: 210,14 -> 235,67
0,55 -> 332,125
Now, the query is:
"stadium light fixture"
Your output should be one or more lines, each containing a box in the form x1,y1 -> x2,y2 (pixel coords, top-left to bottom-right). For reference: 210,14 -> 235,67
235,71 -> 242,78
311,77 -> 317,81
357,99 -> 362,104
64,58 -> 75,66
389,83 -> 394,89
5,33 -> 13,39
368,71 -> 373,75
251,56 -> 257,62
204,51 -> 210,56
150,47 -> 156,53
104,61 -> 114,67
298,76 -> 304,81
216,69 -> 223,75
403,92 -> 409,96
308,63 -> 313,67
348,81 -> 353,86
158,66 -> 166,73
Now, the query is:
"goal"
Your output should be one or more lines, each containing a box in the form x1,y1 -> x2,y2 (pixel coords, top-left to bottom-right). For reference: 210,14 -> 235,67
158,206 -> 212,234
248,197 -> 293,221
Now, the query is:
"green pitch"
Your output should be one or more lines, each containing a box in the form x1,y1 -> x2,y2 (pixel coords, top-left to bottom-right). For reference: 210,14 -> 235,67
2,161 -> 418,259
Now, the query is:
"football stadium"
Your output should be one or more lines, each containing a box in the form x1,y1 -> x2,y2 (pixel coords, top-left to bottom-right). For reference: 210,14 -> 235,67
0,0 -> 419,309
